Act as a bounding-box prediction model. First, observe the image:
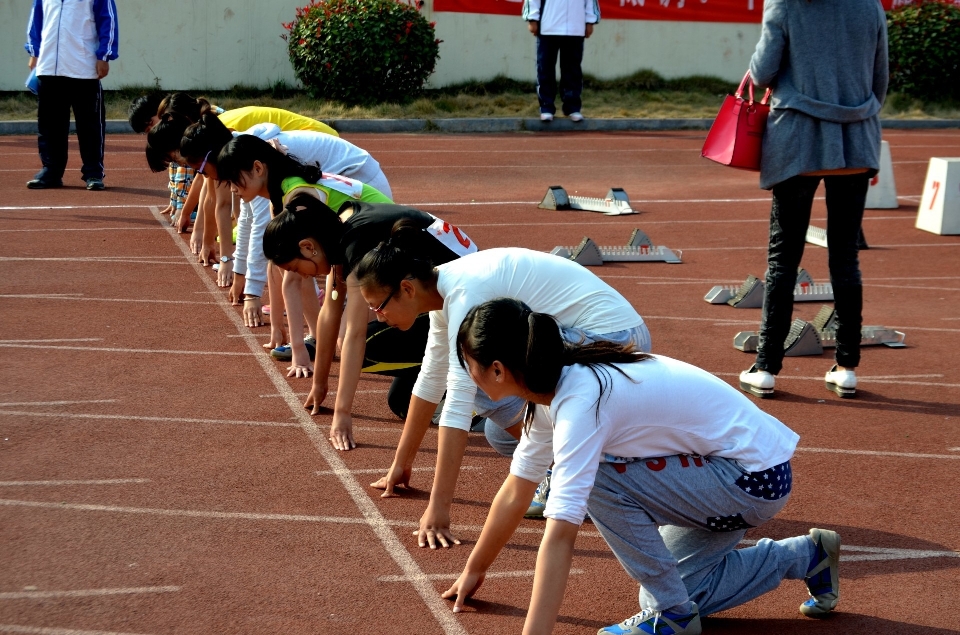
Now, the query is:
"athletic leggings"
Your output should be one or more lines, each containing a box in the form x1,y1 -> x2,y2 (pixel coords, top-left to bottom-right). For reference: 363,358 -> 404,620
363,314 -> 431,418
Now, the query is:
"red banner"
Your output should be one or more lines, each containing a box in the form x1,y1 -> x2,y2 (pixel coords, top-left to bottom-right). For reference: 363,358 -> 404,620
432,0 -> 936,24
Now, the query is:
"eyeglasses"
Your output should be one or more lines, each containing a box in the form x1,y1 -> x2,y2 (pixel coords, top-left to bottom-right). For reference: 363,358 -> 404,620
371,288 -> 397,315
369,277 -> 413,315
197,150 -> 212,175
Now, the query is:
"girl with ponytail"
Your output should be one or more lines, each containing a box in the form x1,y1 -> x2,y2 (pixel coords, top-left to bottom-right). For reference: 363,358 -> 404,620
444,299 -> 827,635
259,196 -> 477,451
354,246 -> 651,550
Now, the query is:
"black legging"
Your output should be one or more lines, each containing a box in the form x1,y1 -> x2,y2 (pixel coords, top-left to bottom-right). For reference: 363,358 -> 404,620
756,173 -> 869,374
363,314 -> 431,418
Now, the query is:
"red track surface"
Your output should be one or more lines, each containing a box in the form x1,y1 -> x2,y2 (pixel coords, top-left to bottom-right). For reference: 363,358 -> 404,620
1,130 -> 958,635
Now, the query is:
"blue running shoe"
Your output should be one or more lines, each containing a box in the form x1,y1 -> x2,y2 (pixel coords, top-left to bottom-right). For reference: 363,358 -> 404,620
524,469 -> 552,518
800,528 -> 841,617
598,603 -> 701,635
270,345 -> 292,361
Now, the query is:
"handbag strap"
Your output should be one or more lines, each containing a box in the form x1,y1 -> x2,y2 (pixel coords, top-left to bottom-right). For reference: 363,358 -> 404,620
735,70 -> 772,106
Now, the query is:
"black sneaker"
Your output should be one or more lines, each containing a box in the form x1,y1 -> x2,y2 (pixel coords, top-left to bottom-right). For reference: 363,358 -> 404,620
26,178 -> 63,189
85,178 -> 105,191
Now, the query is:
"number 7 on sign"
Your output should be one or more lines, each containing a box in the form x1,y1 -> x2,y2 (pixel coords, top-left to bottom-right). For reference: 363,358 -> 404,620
929,180 -> 941,210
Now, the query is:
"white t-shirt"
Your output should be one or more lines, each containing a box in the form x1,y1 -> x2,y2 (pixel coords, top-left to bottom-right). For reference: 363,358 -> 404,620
413,248 -> 644,431
510,355 -> 800,525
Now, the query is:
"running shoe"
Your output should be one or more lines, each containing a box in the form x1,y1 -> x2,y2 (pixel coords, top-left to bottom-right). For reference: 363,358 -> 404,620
598,603 -> 701,635
525,469 -> 552,518
800,528 -> 841,617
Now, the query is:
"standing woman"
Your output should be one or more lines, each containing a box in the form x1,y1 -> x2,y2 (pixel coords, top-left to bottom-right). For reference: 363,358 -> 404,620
443,298 -> 839,635
356,247 -> 651,549
739,0 -> 888,400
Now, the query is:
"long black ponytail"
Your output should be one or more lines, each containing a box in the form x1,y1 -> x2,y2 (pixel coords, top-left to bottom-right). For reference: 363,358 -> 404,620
456,298 -> 650,431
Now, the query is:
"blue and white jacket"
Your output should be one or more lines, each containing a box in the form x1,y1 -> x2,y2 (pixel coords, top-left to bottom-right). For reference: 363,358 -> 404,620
25,0 -> 119,79
522,0 -> 599,37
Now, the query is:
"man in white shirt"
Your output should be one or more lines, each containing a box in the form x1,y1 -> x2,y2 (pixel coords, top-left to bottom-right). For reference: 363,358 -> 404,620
25,0 -> 119,191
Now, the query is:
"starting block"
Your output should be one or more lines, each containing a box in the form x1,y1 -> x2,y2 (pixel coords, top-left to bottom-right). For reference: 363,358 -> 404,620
916,158 -> 960,235
538,185 -> 637,216
805,226 -> 869,250
733,305 -> 906,356
550,229 -> 681,265
865,140 -> 898,209
704,268 -> 834,308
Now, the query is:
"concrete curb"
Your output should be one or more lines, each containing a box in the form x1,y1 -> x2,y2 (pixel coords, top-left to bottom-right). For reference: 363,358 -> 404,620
2,117 -> 959,135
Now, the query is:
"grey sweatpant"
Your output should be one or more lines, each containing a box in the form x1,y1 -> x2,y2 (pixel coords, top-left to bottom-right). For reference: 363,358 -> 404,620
587,455 -> 814,615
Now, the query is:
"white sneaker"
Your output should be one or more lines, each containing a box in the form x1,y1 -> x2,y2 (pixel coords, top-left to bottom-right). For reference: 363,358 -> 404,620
824,365 -> 856,398
540,112 -> 554,122
524,470 -> 552,518
739,365 -> 775,399
568,112 -> 584,122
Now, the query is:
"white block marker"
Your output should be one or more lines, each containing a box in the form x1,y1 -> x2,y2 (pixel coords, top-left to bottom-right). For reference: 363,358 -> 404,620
865,140 -> 898,209
916,157 -> 960,235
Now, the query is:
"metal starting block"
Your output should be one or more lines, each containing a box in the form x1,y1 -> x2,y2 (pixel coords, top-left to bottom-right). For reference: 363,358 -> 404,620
538,185 -> 637,216
733,305 -> 906,356
806,226 -> 870,250
704,268 -> 834,307
550,229 -> 682,265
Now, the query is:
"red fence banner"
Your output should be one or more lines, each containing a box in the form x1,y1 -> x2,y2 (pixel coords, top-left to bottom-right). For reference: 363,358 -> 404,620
432,0 -> 951,24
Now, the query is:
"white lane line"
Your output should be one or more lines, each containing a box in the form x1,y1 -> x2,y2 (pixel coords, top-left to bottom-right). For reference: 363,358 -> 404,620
0,205 -> 146,211
316,466 -> 482,476
459,214 -> 920,228
149,206 -> 468,635
0,624 -> 153,635
0,479 -> 149,487
258,389 -> 389,398
378,569 -> 585,583
0,586 -> 179,600
711,372 -> 960,388
0,411 -> 299,428
0,498 -> 369,524
796,447 -> 960,460
644,315 -> 759,324
0,400 -> 118,407
410,195 -> 924,208
0,228 -> 164,233
0,344 -> 248,356
871,284 -> 960,292
0,339 -> 103,344
738,539 -> 959,562
679,242 -> 960,252
0,296 -> 211,305
948,447 -> 960,451
0,258 -> 188,265
0,295 -> 211,305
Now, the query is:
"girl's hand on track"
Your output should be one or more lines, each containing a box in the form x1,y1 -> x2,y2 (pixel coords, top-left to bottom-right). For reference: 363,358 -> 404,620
227,275 -> 244,305
329,412 -> 356,451
264,325 -> 288,351
304,379 -> 328,415
415,504 -> 461,549
174,209 -> 190,234
217,260 -> 233,288
242,297 -> 264,328
371,462 -> 412,497
198,244 -> 217,266
189,230 -> 202,255
441,570 -> 485,613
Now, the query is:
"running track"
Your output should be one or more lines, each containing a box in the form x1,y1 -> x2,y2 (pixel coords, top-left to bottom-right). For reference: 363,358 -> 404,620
1,130 -> 958,634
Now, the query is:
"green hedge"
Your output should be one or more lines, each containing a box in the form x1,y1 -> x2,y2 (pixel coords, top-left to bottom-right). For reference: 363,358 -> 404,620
284,0 -> 440,105
887,1 -> 960,101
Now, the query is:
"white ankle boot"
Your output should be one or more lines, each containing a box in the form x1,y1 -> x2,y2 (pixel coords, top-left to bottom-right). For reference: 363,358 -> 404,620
824,364 -> 856,398
739,365 -> 775,398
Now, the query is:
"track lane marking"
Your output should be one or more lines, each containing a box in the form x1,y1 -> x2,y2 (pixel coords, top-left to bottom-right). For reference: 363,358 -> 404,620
378,569 -> 586,583
0,625 -> 153,635
0,479 -> 149,487
148,206 -> 469,635
0,587 -> 179,600
0,345 -> 248,355
0,411 -> 300,428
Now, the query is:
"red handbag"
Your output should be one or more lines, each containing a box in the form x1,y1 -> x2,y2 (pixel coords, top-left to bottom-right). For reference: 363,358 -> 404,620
701,71 -> 771,172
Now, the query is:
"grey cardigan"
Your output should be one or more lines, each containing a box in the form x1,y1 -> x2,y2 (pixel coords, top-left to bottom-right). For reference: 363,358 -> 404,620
749,0 -> 889,189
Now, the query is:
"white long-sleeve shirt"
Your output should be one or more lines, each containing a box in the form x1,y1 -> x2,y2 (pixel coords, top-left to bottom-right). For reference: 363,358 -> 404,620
510,355 -> 800,525
522,0 -> 600,36
26,0 -> 119,78
413,248 -> 644,431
